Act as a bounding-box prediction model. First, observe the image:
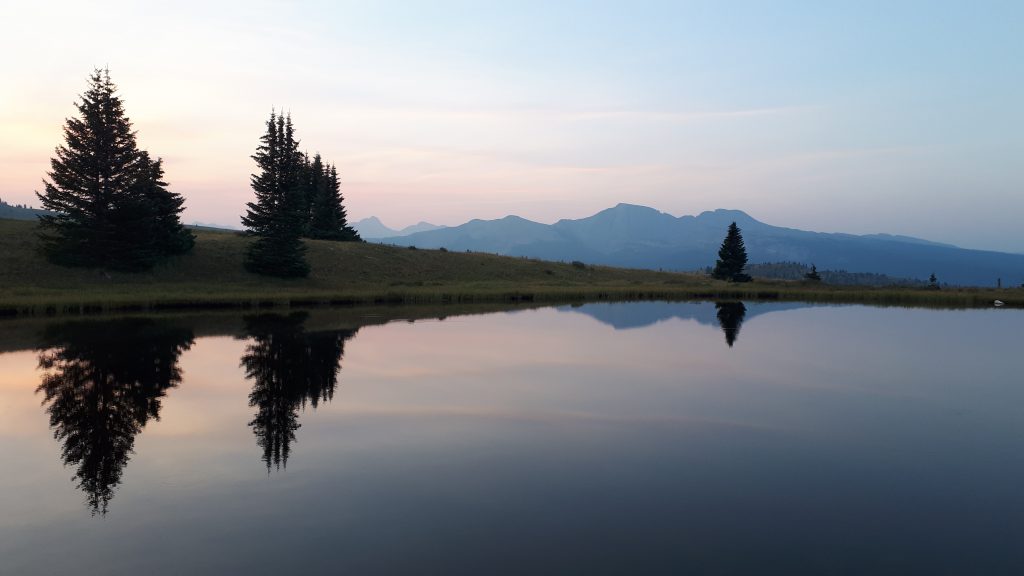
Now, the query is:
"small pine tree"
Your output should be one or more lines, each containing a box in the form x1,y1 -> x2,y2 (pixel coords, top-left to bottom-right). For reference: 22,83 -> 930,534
36,69 -> 192,270
299,153 -> 324,235
138,153 -> 194,256
804,264 -> 822,282
328,165 -> 359,241
308,162 -> 360,241
242,111 -> 309,277
110,152 -> 194,269
928,273 -> 940,290
712,222 -> 749,282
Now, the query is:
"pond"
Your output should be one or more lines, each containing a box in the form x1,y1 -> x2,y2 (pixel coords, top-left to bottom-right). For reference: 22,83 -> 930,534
0,302 -> 1021,575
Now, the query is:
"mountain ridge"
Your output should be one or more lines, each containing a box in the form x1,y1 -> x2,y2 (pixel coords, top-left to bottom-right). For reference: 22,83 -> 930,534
373,204 -> 1024,286
353,216 -> 446,239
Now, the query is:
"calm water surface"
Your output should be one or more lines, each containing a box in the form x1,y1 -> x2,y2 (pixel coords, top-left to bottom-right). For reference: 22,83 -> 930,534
0,302 -> 1022,575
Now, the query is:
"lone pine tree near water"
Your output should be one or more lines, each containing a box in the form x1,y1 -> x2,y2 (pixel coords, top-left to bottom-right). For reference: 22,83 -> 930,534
35,69 -> 194,270
243,111 -> 359,277
712,222 -> 750,282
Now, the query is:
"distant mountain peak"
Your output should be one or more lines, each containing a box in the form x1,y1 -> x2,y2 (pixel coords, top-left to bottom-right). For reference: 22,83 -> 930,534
697,207 -> 754,219
352,216 -> 445,239
612,202 -> 663,212
556,203 -> 670,227
692,208 -> 761,227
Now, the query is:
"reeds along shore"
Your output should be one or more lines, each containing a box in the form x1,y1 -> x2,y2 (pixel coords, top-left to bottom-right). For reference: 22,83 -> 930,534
0,219 -> 1019,317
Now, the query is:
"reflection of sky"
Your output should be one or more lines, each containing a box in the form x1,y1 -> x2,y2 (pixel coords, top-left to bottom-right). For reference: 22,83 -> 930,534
1,305 -> 1023,574
2,2 -> 1024,251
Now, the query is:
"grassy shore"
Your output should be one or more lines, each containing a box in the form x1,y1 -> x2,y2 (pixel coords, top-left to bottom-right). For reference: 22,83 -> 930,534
0,218 -> 1019,316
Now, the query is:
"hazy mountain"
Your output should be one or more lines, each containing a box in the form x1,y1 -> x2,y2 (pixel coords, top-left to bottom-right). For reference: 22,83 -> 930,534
190,221 -> 241,231
377,204 -> 1024,286
401,221 -> 447,235
353,216 -> 446,239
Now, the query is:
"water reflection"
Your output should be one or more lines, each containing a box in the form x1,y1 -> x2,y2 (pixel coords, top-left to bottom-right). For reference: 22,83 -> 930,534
5,303 -> 1024,574
23,302 -> 757,516
561,301 -> 760,348
715,302 -> 747,347
35,319 -> 195,515
241,313 -> 359,470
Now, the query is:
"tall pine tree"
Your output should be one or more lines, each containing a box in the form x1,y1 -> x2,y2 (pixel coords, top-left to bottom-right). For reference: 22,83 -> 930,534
712,222 -> 750,282
36,68 -> 193,270
242,111 -> 310,277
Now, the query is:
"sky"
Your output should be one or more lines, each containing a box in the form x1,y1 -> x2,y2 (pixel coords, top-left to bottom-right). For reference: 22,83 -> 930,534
1,0 -> 1022,251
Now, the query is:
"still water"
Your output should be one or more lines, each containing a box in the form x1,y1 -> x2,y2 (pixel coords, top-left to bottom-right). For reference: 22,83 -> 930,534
0,302 -> 1021,575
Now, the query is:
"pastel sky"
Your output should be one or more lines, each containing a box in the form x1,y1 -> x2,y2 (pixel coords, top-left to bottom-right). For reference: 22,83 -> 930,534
1,1 -> 1022,251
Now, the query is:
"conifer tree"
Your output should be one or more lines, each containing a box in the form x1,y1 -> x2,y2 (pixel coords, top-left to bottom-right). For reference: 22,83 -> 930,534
712,222 -> 750,282
242,111 -> 309,277
140,153 -> 194,256
36,68 -> 192,270
108,152 -> 195,269
308,161 -> 360,241
301,153 -> 326,235
241,111 -> 281,238
329,164 -> 359,241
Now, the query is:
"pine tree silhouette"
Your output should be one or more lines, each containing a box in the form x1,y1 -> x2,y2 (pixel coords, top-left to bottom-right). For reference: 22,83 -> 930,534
712,222 -> 750,282
242,111 -> 310,277
36,68 -> 192,270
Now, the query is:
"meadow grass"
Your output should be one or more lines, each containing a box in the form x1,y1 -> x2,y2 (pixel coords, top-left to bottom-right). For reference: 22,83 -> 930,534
1,218 -> 1020,316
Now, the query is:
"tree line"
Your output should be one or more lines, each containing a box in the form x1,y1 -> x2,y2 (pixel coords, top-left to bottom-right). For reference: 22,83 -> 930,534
35,68 -> 359,276
743,261 -> 929,287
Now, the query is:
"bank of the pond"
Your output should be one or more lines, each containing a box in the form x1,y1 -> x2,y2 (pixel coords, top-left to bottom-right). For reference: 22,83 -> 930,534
1,218 -> 1020,316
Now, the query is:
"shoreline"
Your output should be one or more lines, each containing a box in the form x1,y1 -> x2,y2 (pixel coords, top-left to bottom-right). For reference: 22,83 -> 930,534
1,218 -> 1019,318
1,283 -> 1019,318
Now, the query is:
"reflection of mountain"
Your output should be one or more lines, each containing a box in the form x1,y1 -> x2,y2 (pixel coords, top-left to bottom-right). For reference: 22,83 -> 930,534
241,314 -> 359,470
715,302 -> 747,347
560,301 -> 814,331
35,319 -> 194,515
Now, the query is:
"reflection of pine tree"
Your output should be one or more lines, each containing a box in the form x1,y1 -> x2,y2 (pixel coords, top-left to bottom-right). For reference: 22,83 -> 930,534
715,302 -> 747,348
241,314 -> 358,470
303,331 -> 351,408
36,320 -> 194,515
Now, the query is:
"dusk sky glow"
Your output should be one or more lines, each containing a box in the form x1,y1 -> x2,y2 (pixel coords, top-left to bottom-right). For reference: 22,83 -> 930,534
2,1 -> 1022,251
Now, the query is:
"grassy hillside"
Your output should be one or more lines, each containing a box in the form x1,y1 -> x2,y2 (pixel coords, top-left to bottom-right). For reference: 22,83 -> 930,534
0,199 -> 48,220
0,218 -> 1019,316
